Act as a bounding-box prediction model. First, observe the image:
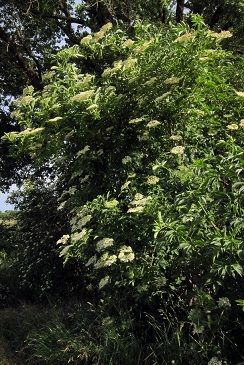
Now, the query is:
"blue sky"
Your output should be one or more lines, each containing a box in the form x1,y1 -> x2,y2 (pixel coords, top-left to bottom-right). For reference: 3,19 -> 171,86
0,192 -> 14,211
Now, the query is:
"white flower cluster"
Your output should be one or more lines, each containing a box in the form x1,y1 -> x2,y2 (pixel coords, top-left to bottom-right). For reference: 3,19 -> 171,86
96,238 -> 114,252
92,22 -> 113,41
98,275 -> 110,289
217,297 -> 231,308
102,57 -> 137,77
164,76 -> 181,85
208,357 -> 222,365
129,117 -> 144,124
80,34 -> 93,44
76,145 -> 90,157
71,228 -> 88,242
123,57 -> 137,69
85,255 -> 97,267
210,30 -> 232,40
123,39 -> 135,48
100,22 -> 113,33
235,90 -> 244,98
77,215 -> 92,229
146,120 -> 161,128
134,41 -> 151,53
121,180 -> 131,191
18,95 -> 35,106
18,128 -> 44,137
127,193 -> 150,213
122,156 -> 132,164
170,146 -> 185,155
56,234 -> 70,245
118,246 -> 135,262
170,135 -> 182,141
227,123 -> 238,131
72,90 -> 94,102
94,252 -> 117,269
48,116 -> 63,123
174,32 -> 195,43
147,175 -> 159,185
127,206 -> 144,213
104,199 -> 119,209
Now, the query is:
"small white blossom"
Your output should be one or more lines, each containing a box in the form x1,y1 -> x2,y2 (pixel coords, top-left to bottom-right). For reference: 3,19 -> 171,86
208,357 -> 222,365
164,76 -> 181,85
77,215 -> 92,228
118,246 -> 135,262
147,175 -> 159,185
123,58 -> 137,69
48,116 -> 63,123
134,193 -> 144,201
19,95 -> 35,106
239,119 -> 244,128
123,39 -> 134,48
170,135 -> 182,141
98,275 -> 110,289
72,90 -> 94,102
210,30 -> 232,40
80,34 -> 93,44
122,156 -> 132,164
170,146 -> 185,155
174,32 -> 195,43
127,206 -> 144,213
18,128 -> 44,137
227,123 -> 238,130
218,297 -> 231,308
113,60 -> 123,70
96,238 -> 114,252
95,252 -> 117,268
134,41 -> 151,53
102,68 -> 112,77
146,120 -> 161,128
85,255 -> 97,267
94,30 -> 105,40
235,90 -> 244,98
100,22 -> 113,33
71,229 -> 88,242
129,117 -> 144,124
121,181 -> 131,191
104,199 -> 119,209
56,234 -> 70,245
76,145 -> 90,157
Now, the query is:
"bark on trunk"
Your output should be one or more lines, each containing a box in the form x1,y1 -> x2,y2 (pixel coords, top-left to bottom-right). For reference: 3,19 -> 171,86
176,0 -> 185,23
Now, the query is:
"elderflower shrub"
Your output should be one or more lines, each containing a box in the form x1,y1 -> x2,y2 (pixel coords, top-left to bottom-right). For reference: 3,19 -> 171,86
7,16 -> 244,362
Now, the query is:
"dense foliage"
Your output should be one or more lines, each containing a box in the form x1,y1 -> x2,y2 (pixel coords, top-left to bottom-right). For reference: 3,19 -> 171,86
2,16 -> 243,364
1,0 -> 244,191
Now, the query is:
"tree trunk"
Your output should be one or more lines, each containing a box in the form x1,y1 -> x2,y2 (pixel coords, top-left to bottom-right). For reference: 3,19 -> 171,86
176,0 -> 185,23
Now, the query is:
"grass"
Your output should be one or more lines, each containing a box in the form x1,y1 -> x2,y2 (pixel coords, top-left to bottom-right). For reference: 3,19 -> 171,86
0,301 -> 140,365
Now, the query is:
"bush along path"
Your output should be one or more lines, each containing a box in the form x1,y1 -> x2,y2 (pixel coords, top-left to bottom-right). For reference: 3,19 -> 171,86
3,17 -> 244,364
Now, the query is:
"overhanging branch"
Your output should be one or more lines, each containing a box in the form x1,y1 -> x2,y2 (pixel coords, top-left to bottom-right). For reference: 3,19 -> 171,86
0,26 -> 43,90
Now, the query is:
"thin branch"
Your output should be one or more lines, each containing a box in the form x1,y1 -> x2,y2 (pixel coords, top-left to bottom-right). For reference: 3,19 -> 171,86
32,12 -> 84,24
56,20 -> 81,45
58,0 -> 81,44
0,26 -> 43,90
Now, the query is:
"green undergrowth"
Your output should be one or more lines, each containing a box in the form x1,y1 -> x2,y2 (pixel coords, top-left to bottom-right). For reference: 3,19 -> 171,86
1,298 -> 243,365
0,301 -> 142,365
